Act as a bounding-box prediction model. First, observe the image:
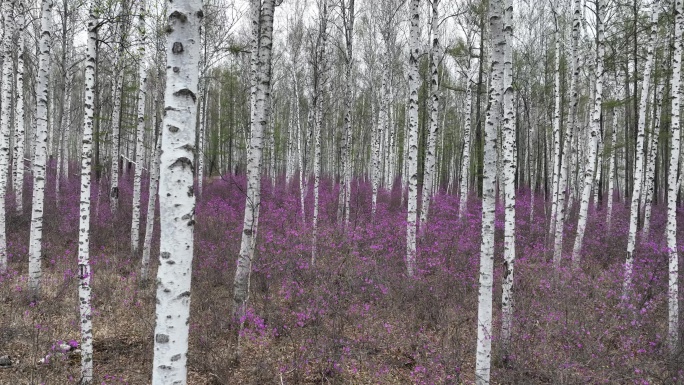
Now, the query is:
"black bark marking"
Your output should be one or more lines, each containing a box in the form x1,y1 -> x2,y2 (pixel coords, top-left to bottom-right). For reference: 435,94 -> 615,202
155,334 -> 169,343
169,157 -> 193,170
172,42 -> 183,54
173,89 -> 197,102
169,11 -> 188,22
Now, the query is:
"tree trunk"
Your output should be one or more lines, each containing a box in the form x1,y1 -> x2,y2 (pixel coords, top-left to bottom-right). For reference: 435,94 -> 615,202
475,0 -> 503,382
232,0 -> 275,323
419,0 -> 441,233
642,83 -> 664,238
406,0 -> 421,277
624,0 -> 659,296
500,0 -> 516,360
12,0 -> 26,214
459,51 -> 478,217
131,2 -> 147,255
151,2 -> 202,383
0,0 -> 15,273
666,0 -> 683,357
571,0 -> 604,269
78,2 -> 95,382
27,0 -> 52,292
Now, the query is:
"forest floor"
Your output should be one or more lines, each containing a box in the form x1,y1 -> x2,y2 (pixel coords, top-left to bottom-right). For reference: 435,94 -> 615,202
0,172 -> 683,384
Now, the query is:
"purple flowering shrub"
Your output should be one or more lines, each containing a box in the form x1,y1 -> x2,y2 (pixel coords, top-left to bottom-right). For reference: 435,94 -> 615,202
0,166 -> 682,384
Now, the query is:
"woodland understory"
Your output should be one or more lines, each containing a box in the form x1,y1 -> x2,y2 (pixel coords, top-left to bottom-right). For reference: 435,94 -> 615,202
0,168 -> 682,385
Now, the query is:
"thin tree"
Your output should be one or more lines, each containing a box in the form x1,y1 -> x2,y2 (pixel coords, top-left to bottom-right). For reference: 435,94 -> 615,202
571,0 -> 605,269
12,0 -> 26,214
0,0 -> 15,273
27,0 -> 53,293
405,0 -> 420,277
131,0 -> 147,255
500,0 -> 516,361
666,0 -> 683,357
624,0 -> 659,298
419,0 -> 441,232
475,0 -> 503,381
78,1 -> 96,381
233,0 -> 277,324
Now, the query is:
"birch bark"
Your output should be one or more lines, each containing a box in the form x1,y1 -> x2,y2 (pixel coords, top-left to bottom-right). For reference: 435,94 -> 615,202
78,2 -> 96,381
141,128 -> 161,281
151,1 -> 202,383
642,83 -> 664,238
666,0 -> 683,356
0,0 -> 15,273
27,0 -> 52,292
419,0 -> 440,232
459,51 -> 478,218
233,0 -> 275,323
500,0 -> 516,359
571,0 -> 604,269
406,0 -> 420,277
12,0 -> 25,213
475,0 -> 503,381
131,1 -> 147,255
624,0 -> 659,296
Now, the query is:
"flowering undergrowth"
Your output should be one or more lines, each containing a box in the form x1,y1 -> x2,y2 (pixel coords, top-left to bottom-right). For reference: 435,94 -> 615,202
0,166 -> 683,384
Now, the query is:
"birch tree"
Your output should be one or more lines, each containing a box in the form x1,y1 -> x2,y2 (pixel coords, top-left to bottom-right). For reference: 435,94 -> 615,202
0,0 -> 15,273
476,0 -> 503,381
458,49 -> 478,218
78,2 -> 96,381
552,0 -> 581,269
311,0 -> 328,264
419,0 -> 440,232
337,0 -> 354,226
642,83 -> 664,238
233,0 -> 276,325
571,0 -> 604,269
131,1 -> 147,255
152,0 -> 202,383
500,0 -> 516,360
142,116 -> 161,281
27,0 -> 52,293
624,0 -> 659,298
12,0 -> 26,214
405,0 -> 420,277
666,0 -> 683,357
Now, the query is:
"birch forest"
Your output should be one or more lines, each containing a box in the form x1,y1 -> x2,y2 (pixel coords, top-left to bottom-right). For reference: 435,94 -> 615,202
2,0 -> 684,383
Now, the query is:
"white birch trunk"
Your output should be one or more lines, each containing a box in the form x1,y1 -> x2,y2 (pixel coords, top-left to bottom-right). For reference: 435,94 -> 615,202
12,0 -> 25,213
197,82 -> 206,195
642,83 -> 664,238
551,0 -> 582,271
27,0 -> 52,292
233,0 -> 275,322
338,0 -> 354,225
624,1 -> 659,296
78,3 -> 96,382
151,2 -> 202,383
0,0 -> 15,273
311,0 -> 327,265
141,128 -> 161,281
500,0 -> 516,359
405,0 -> 420,277
666,0 -> 683,356
110,46 -> 124,212
571,0 -> 604,269
459,52 -> 477,218
131,3 -> 147,255
419,0 -> 440,232
476,0 -> 503,381
549,23 -> 562,243
606,105 -> 618,230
